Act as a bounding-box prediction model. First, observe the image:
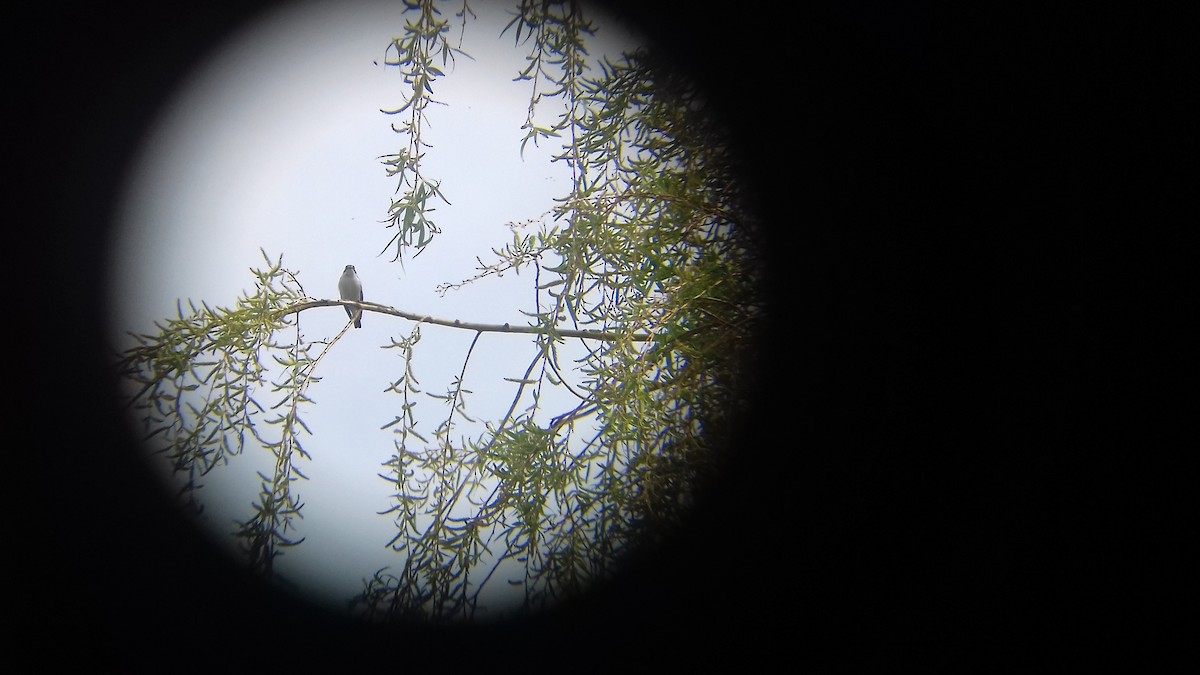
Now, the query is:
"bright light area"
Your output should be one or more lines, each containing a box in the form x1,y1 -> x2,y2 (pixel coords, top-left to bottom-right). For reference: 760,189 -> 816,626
109,0 -> 642,616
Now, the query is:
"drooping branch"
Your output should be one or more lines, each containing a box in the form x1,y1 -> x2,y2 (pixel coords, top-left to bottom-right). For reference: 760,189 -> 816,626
278,299 -> 654,342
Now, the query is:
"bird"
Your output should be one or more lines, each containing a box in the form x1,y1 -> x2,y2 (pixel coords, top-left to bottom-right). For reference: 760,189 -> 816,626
338,265 -> 363,328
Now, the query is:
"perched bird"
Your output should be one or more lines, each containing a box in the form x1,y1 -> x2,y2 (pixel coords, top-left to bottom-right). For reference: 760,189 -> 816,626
338,265 -> 363,328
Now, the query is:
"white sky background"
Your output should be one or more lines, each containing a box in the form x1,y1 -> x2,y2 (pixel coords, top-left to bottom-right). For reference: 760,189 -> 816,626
109,0 -> 642,616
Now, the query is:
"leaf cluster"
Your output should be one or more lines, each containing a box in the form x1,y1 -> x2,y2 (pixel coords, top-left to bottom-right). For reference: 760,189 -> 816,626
376,0 -> 469,261
116,251 -> 325,575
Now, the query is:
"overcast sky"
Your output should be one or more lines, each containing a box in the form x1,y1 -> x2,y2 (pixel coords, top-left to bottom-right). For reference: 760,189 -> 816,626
109,0 -> 642,617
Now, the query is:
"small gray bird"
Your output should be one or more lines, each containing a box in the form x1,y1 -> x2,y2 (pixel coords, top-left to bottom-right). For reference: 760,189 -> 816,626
338,265 -> 363,328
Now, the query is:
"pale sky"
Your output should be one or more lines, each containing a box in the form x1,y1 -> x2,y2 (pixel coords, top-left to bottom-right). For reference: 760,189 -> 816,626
109,0 -> 642,617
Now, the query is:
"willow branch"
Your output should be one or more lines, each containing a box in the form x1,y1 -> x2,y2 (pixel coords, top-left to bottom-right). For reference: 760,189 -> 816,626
278,299 -> 653,342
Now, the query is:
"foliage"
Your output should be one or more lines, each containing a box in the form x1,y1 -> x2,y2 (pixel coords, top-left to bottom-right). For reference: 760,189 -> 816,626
356,0 -> 763,621
376,0 -> 471,261
117,252 -> 327,575
116,0 -> 763,623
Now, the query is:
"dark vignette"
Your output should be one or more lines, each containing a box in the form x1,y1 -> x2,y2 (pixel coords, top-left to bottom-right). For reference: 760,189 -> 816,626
20,0 -> 1174,669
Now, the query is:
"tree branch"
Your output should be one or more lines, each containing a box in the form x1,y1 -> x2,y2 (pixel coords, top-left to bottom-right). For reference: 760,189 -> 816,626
279,299 -> 653,342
